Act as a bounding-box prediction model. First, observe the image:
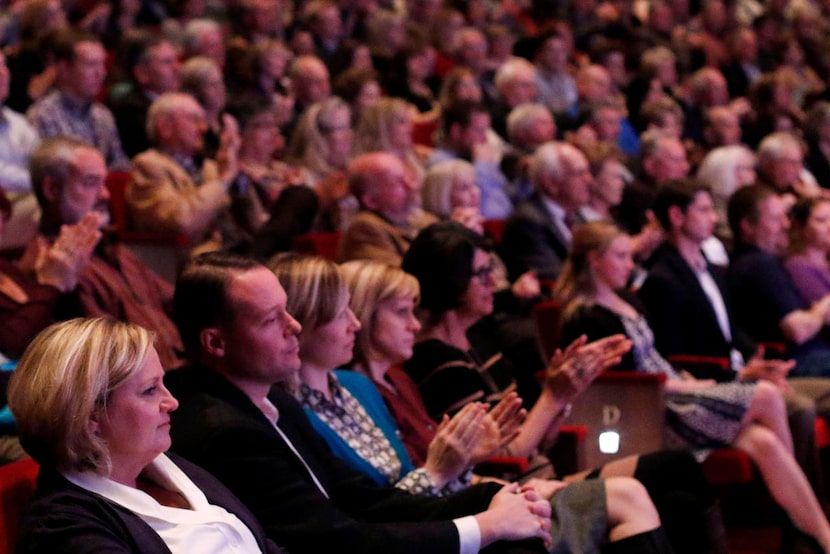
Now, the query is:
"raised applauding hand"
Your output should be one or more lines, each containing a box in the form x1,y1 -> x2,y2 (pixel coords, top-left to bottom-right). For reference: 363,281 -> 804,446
30,212 -> 102,292
544,334 -> 632,400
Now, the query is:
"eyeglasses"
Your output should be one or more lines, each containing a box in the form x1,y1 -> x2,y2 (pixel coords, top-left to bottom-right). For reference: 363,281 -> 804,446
471,263 -> 495,282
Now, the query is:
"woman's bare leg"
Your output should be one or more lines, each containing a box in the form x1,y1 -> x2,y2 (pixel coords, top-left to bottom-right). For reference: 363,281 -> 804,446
741,380 -> 794,454
735,424 -> 830,552
605,477 -> 662,541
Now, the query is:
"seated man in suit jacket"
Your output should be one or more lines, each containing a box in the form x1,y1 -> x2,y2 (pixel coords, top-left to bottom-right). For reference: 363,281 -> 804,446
166,252 -> 674,554
338,152 -> 436,266
501,142 -> 590,281
639,179 -> 830,500
129,92 -> 264,254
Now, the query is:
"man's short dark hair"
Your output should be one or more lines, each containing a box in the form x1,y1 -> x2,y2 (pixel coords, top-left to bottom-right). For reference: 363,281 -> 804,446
652,178 -> 710,231
727,184 -> 776,242
440,100 -> 488,139
115,30 -> 173,81
51,28 -> 100,63
174,252 -> 262,357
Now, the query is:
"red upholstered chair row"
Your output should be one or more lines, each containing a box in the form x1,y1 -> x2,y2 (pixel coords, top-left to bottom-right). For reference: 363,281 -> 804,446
0,457 -> 38,554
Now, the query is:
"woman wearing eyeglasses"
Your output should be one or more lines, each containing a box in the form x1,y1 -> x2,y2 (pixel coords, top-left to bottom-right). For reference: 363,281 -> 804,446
401,221 -> 629,461
401,221 -> 731,554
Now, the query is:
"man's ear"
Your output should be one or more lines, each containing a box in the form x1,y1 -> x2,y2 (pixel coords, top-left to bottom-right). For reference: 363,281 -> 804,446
155,113 -> 174,143
361,192 -> 380,211
739,216 -> 755,242
667,204 -> 684,229
200,327 -> 226,358
41,176 -> 61,203
133,63 -> 149,88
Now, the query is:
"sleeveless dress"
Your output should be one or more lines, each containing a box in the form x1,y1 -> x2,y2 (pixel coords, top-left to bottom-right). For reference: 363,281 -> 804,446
563,302 -> 756,454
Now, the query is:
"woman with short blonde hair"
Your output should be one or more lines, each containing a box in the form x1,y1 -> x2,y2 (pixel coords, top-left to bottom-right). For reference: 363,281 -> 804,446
271,254 -> 494,496
341,259 -> 420,367
9,318 -> 279,553
11,318 -> 154,474
421,159 -> 477,220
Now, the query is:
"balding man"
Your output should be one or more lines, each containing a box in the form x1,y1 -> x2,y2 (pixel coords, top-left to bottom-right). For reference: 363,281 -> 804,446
501,142 -> 591,280
338,152 -> 436,265
756,132 -> 822,198
289,55 -> 330,111
616,132 -> 690,234
560,65 -> 640,156
129,92 -> 254,254
490,57 -> 538,139
30,136 -> 184,369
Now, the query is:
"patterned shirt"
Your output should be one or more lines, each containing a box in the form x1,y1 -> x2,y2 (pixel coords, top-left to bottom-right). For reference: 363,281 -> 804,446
0,106 -> 40,193
298,374 -> 452,496
620,313 -> 680,379
27,91 -> 128,169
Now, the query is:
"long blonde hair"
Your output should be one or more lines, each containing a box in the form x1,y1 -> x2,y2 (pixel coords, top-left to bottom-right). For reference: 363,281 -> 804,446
286,97 -> 351,179
554,221 -> 625,318
353,97 -> 425,185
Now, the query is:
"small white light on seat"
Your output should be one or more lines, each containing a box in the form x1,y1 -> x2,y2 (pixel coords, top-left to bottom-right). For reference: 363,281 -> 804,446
599,431 -> 620,454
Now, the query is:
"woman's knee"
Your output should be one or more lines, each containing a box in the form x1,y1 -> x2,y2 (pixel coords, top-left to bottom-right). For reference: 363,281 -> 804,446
605,477 -> 660,526
751,381 -> 787,416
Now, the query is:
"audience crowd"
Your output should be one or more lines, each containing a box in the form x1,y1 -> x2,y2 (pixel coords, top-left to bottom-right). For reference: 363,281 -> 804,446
6,0 -> 830,551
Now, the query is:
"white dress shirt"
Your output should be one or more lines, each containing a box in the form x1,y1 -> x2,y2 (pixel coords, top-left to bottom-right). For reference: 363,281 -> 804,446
64,454 -> 263,554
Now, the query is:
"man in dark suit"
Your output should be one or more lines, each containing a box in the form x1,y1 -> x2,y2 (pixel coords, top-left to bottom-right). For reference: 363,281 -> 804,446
639,180 -> 754,370
639,179 -> 830,500
166,252 -> 674,554
107,32 -> 181,157
501,141 -> 590,281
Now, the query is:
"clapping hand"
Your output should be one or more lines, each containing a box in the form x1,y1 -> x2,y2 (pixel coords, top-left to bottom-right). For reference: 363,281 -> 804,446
544,334 -> 631,400
424,403 -> 489,487
469,393 -> 526,464
36,212 -> 102,292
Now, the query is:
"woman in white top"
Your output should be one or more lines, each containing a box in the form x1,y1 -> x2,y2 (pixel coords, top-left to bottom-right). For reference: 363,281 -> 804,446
8,317 -> 283,553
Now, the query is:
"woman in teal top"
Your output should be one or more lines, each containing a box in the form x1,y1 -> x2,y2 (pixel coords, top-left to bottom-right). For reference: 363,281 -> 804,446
269,253 -> 493,496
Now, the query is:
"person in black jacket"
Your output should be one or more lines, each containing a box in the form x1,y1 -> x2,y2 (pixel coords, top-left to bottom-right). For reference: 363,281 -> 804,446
166,251 -> 676,554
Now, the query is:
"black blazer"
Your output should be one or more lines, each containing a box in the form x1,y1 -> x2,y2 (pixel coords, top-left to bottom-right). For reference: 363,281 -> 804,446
16,454 -> 282,553
502,192 -> 569,281
165,366 -> 534,554
638,243 -> 754,376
